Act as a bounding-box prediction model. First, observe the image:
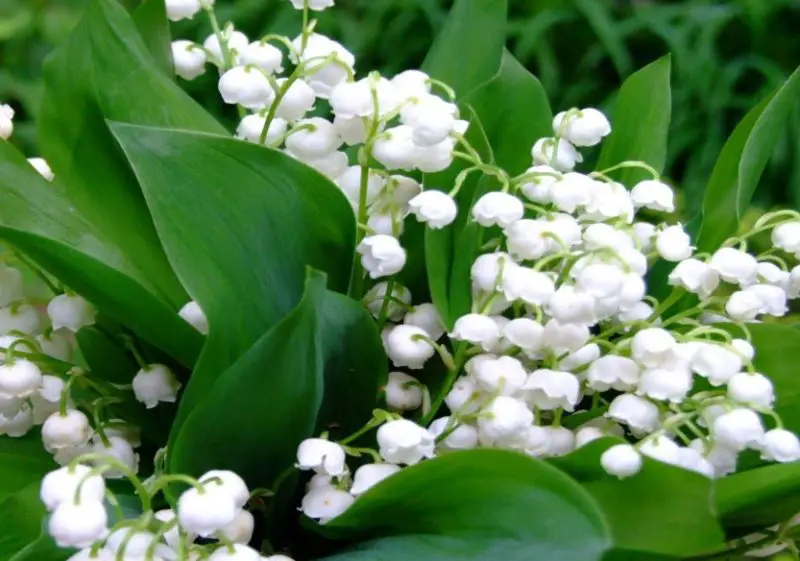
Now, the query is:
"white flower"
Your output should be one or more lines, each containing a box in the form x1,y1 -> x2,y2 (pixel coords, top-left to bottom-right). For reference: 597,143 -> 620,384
690,439 -> 738,477
357,235 -> 406,279
377,419 -> 435,465
177,301 -> 209,337
403,303 -> 444,341
178,485 -> 238,537
503,216 -> 579,261
171,40 -> 207,80
472,192 -> 524,227
477,396 -> 533,444
450,314 -> 500,351
391,70 -> 431,100
744,284 -> 788,316
237,114 -> 287,145
384,325 -> 435,369
607,394 -> 660,434
676,447 -> 715,478
523,369 -> 580,411
759,429 -> 800,462
655,225 -> 693,262
28,157 -> 54,181
218,66 -> 273,109
42,410 -> 91,451
502,318 -> 545,356
296,438 -> 347,477
333,115 -> 368,146
631,328 -> 676,368
301,486 -> 354,523
531,137 -> 582,171
105,528 -> 176,559
0,104 -> 13,140
0,359 -> 42,399
601,444 -> 642,478
630,179 -> 675,212
725,290 -> 762,321
575,263 -> 625,300
165,0 -> 203,21
790,265 -> 800,298
712,408 -> 765,451
428,417 -> 479,451
66,549 -> 114,561
372,126 -> 419,170
272,78 -> 317,122
155,509 -> 187,550
385,372 -> 423,411
37,331 -> 72,361
407,101 -> 458,147
408,191 -> 457,229
363,282 -> 411,322
48,500 -> 108,548
292,34 -> 355,98
639,435 -> 681,466
690,343 -> 743,386
519,165 -> 559,203
632,222 -> 657,251
31,375 -> 65,424
709,247 -> 759,286
470,355 -> 527,396
289,0 -> 335,10
587,355 -> 640,391
544,285 -> 597,325
668,258 -> 719,299
558,343 -> 601,371
445,376 -> 480,413
40,464 -> 105,511
203,29 -> 248,66
47,294 -> 95,333
0,266 -> 23,307
771,222 -> 800,253
638,367 -> 692,403
727,372 -> 774,408
132,364 -> 181,409
200,470 -> 250,509
0,404 -> 33,437
553,108 -> 611,147
756,262 -> 790,289
471,252 -> 512,293
540,426 -> 576,457
541,319 -> 591,355
335,166 -> 386,206
239,41 -> 283,74
284,117 -> 342,158
208,544 -> 262,561
91,436 -> 139,478
350,463 -> 401,495
217,509 -> 255,544
501,264 -> 555,306
548,172 -> 594,213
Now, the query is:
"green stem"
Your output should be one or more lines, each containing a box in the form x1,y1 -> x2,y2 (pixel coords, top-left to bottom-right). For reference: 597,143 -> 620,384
375,278 -> 396,330
420,342 -> 468,425
205,6 -> 233,70
12,251 -> 60,294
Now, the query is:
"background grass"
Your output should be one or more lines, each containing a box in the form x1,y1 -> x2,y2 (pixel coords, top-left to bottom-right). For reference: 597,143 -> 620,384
1,0 -> 799,221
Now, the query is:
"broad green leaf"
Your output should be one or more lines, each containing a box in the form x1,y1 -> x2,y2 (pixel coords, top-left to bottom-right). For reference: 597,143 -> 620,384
38,0 -> 225,309
571,0 -> 632,77
314,450 -> 611,560
109,124 -> 356,444
0,483 -> 52,561
596,55 -> 672,187
132,0 -> 173,77
695,66 -> 800,251
747,323 -> 800,433
421,0 -> 507,99
714,462 -> 800,533
0,142 -> 201,366
550,438 -> 725,558
0,431 -> 56,504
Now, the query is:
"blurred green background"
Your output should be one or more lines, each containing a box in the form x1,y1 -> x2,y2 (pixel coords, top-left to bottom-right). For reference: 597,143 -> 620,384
1,0 -> 799,220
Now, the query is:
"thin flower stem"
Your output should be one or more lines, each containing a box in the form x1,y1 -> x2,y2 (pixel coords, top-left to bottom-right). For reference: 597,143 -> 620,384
376,278 -> 396,330
205,6 -> 233,70
421,342 -> 469,425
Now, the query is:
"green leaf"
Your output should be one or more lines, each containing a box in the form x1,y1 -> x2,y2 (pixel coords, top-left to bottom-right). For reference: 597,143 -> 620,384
571,0 -> 632,77
596,55 -> 672,187
422,0 -> 507,99
314,450 -> 611,560
0,142 -> 202,367
0,431 -> 56,504
747,323 -> 800,433
38,0 -> 225,309
714,462 -> 800,533
0,483 -> 52,561
109,124 -> 356,443
695,66 -> 800,252
550,438 -> 725,558
131,0 -> 173,77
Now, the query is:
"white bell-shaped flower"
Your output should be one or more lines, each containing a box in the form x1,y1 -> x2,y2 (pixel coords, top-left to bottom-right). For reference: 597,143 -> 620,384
531,137 -> 582,171
639,435 -> 681,466
403,95 -> 458,147
549,172 -> 594,213
403,303 -> 444,341
519,164 -> 559,204
0,266 -> 24,306
301,485 -> 354,523
712,408 -> 765,451
0,359 -> 42,399
541,319 -> 591,355
676,447 -> 715,478
632,222 -> 656,251
725,290 -> 762,321
637,367 -> 692,403
42,409 -> 91,451
630,179 -> 675,212
272,78 -> 317,122
0,304 -> 42,335
105,527 -> 175,559
204,29 -> 249,67
236,114 -> 287,145
132,364 -> 181,409
291,33 -> 355,98
756,262 -> 790,289
587,355 -> 640,391
471,252 -> 512,293
501,318 -> 545,357
0,403 -> 33,437
477,396 -> 533,444
601,444 -> 642,479
178,484 -> 238,537
208,544 -> 262,561
391,69 -> 431,101
607,393 -> 661,434
200,470 -> 250,509
471,192 -> 524,227
217,509 -> 255,544
428,417 -> 479,451
501,264 -> 555,306
575,263 -> 626,299
40,464 -> 105,511
384,372 -> 423,411
296,438 -> 347,477
165,0 -> 203,21
218,66 -> 274,109
357,235 -> 406,279
171,40 -> 207,80
655,225 -> 693,262
470,354 -> 527,396
47,294 -> 95,333
408,190 -> 457,229
771,222 -> 800,253
350,463 -> 402,495
31,375 -> 65,424
552,108 -> 611,147
450,314 -> 500,351
668,258 -> 719,299
523,369 -> 580,411
560,345 -> 603,372
363,282 -> 411,322
744,284 -> 788,317
574,426 -> 606,448
727,372 -> 775,408
155,509 -> 188,550
546,285 -> 596,325
630,328 -> 676,368
37,331 -> 72,361
377,419 -> 435,465
284,117 -> 342,158
709,247 -> 759,286
335,166 -> 386,206
91,436 -> 139,478
179,300 -> 209,335
48,500 -> 108,548
372,126 -> 419,171
239,41 -> 283,74
384,325 -> 435,370
444,377 -> 480,414
0,104 -> 13,140
759,429 -> 800,463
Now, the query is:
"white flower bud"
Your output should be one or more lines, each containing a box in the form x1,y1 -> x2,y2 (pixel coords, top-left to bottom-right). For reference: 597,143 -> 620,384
48,500 -> 108,548
218,66 -> 274,109
105,528 -> 176,560
690,343 -> 742,386
471,252 -> 512,293
384,325 -> 435,369
632,222 -> 656,251
540,426 -> 576,457
371,125 -> 418,170
132,364 -> 181,409
377,419 -> 435,465
204,29 -> 249,67
655,225 -> 693,262
363,282 -> 410,322
587,355 -> 640,391
523,369 -> 580,411
0,304 -> 42,335
531,137 -> 582,172
601,444 -> 642,478
548,172 -> 593,213
519,165 -> 559,203
0,404 -> 33,437
501,264 -> 555,306
285,117 -> 342,158
744,284 -> 788,317
428,417 -> 479,451
630,179 -> 675,212
301,486 -> 354,523
0,104 -> 13,140
725,290 -> 762,321
239,41 -> 283,74
350,463 -> 401,495
208,544 -> 262,561
502,318 -> 545,356
91,436 -> 139,478
607,393 -> 660,434
639,435 -> 681,466
391,70 -> 431,101
0,359 -> 42,399
553,108 -> 611,147
576,263 -> 626,300
756,262 -> 789,289
296,438 -> 347,476
155,509 -> 188,550
471,192 -> 524,227
236,114 -> 287,145
289,0 -> 334,9
217,509 -> 255,544
575,426 -> 606,448
709,247 -> 759,286
171,40 -> 207,80
712,408 -> 765,451
166,0 -> 203,21
408,190 -> 457,229
727,372 -> 774,408
771,222 -> 800,253
668,258 -> 719,299
583,223 -> 633,252
450,314 -> 500,351
469,355 -> 527,396
384,371 -> 423,411
638,367 -> 692,403
42,410 -> 91,451
292,34 -> 354,98
31,375 -> 65,424
403,95 -> 457,147
477,396 -> 533,444
445,377 -> 480,414
273,78 -> 316,122
179,300 -> 209,335
503,216 -> 578,261
178,485 -> 238,537
47,294 -> 95,333
541,319 -> 590,355
558,343 -> 600,371
40,464 -> 105,511
631,328 -> 676,368
28,157 -> 54,181
335,166 -> 385,206
333,115 -> 369,146
357,235 -> 406,279
676,447 -> 715,478
731,338 -> 755,361
199,470 -> 249,509
759,429 -> 800,463
403,303 -> 444,341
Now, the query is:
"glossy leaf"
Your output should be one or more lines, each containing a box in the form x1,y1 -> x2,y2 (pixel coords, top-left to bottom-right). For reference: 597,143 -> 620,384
314,449 -> 610,560
132,0 -> 173,77
109,124 -> 356,442
695,66 -> 800,251
747,323 -> 800,432
0,431 -> 56,504
596,55 -> 672,187
0,141 -> 201,367
38,0 -> 224,309
0,483 -> 53,561
421,0 -> 507,98
550,438 -> 724,558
